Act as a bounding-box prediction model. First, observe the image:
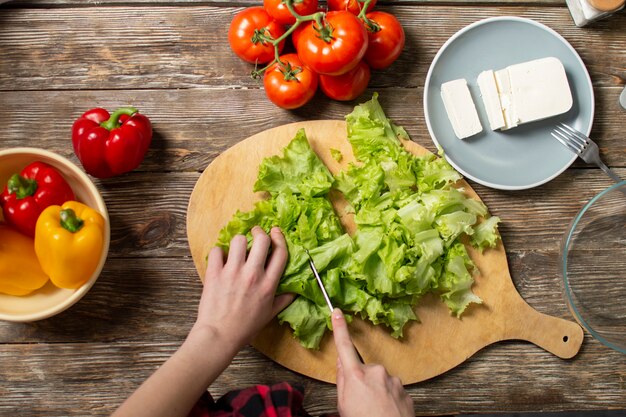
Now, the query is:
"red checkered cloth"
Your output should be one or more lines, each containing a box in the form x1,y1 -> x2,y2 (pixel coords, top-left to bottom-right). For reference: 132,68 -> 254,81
188,382 -> 338,417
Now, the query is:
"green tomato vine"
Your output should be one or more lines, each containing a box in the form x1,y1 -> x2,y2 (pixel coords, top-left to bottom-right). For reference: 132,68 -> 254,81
251,0 -> 375,79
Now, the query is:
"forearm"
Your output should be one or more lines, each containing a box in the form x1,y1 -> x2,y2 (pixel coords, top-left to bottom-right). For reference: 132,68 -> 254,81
112,325 -> 238,417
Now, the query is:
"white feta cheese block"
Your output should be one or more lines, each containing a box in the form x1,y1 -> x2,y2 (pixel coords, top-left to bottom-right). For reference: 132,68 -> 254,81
440,78 -> 483,139
488,57 -> 573,131
477,70 -> 506,130
506,57 -> 573,127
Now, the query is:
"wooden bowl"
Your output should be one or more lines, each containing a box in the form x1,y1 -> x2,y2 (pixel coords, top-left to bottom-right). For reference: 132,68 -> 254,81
0,148 -> 110,322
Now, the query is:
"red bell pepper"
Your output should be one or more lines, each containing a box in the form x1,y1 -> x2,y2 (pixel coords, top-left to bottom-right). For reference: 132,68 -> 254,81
1,161 -> 75,237
71,107 -> 152,178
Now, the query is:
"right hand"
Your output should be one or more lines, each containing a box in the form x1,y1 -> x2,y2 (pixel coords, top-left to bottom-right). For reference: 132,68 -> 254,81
332,308 -> 414,417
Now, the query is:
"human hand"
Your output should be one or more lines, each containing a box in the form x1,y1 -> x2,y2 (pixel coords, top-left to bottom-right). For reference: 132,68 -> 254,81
332,309 -> 414,417
192,226 -> 294,352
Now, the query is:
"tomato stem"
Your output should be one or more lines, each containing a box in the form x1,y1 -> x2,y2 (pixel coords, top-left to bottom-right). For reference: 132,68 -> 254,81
313,14 -> 335,42
357,0 -> 380,32
271,9 -> 324,48
252,0 -> 326,76
280,61 -> 302,82
251,27 -> 272,45
251,60 -> 275,79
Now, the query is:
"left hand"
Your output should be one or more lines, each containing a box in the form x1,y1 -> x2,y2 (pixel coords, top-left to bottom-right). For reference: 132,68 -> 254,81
192,226 -> 294,351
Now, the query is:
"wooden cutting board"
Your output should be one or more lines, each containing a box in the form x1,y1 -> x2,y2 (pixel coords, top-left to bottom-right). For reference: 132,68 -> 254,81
186,120 -> 583,384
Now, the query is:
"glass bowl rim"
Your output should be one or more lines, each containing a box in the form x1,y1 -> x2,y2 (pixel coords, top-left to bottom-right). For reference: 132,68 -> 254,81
562,180 -> 626,354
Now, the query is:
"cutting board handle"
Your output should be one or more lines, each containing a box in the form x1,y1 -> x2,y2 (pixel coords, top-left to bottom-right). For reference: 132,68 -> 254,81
503,299 -> 584,359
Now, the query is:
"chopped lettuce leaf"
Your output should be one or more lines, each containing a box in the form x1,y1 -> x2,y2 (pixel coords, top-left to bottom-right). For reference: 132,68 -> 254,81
345,93 -> 408,161
416,153 -> 462,192
330,148 -> 343,162
254,129 -> 334,197
438,243 -> 482,317
470,216 -> 501,251
337,94 -> 494,325
385,301 -> 418,338
435,211 -> 477,245
278,296 -> 329,350
334,160 -> 385,210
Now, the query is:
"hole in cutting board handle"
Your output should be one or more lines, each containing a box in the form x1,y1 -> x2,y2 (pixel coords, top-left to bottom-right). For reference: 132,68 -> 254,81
563,335 -> 569,343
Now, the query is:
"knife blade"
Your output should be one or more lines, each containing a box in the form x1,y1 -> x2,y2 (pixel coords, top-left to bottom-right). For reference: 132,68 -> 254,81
305,248 -> 334,314
304,248 -> 365,363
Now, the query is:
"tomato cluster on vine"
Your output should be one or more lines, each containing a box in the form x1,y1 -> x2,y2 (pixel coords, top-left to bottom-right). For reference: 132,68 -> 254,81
228,0 -> 405,109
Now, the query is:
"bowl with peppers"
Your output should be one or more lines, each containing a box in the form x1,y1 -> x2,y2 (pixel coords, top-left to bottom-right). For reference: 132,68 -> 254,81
0,147 -> 110,322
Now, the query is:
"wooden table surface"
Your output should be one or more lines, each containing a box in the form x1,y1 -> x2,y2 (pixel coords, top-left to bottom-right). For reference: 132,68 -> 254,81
0,0 -> 625,416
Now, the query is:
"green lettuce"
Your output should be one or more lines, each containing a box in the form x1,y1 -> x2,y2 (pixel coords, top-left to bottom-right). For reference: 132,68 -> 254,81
216,95 -> 501,349
254,129 -> 334,197
345,93 -> 409,161
339,95 -> 499,323
218,130 -> 359,348
471,216 -> 502,252
438,243 -> 482,317
278,297 -> 329,350
330,148 -> 343,162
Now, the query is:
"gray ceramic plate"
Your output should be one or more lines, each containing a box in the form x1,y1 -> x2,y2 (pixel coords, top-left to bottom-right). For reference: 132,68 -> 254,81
424,16 -> 594,190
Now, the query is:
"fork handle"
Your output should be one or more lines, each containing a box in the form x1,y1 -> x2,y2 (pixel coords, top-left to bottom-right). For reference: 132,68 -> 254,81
598,161 -> 623,183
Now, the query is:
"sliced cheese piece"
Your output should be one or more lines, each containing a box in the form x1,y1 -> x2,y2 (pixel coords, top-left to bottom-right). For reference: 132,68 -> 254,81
440,78 -> 483,140
477,70 -> 506,130
494,68 -> 518,130
506,57 -> 573,127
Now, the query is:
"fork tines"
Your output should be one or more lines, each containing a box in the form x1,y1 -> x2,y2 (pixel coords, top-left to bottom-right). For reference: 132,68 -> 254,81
551,123 -> 589,155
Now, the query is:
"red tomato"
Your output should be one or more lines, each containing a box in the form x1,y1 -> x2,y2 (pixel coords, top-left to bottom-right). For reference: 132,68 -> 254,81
264,54 -> 319,109
264,0 -> 319,25
327,0 -> 376,15
296,11 -> 368,76
228,7 -> 286,64
364,11 -> 405,70
291,21 -> 311,49
319,60 -> 371,101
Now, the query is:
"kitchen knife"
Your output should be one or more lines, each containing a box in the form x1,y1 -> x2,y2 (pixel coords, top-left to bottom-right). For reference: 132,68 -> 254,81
305,249 -> 365,363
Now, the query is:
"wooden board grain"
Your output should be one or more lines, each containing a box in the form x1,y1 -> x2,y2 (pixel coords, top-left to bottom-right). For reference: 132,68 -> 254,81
186,120 -> 583,384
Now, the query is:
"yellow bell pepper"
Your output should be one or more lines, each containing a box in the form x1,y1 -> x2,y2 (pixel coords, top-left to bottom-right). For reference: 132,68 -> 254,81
0,224 -> 50,295
35,201 -> 105,289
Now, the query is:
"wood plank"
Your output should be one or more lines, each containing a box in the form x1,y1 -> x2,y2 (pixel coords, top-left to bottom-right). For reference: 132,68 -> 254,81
0,6 -> 623,90
0,340 -> 624,417
0,88 -> 624,170
4,0 -> 569,6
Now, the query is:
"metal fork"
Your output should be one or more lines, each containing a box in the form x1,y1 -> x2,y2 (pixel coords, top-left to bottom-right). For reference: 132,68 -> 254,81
551,123 -> 622,183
